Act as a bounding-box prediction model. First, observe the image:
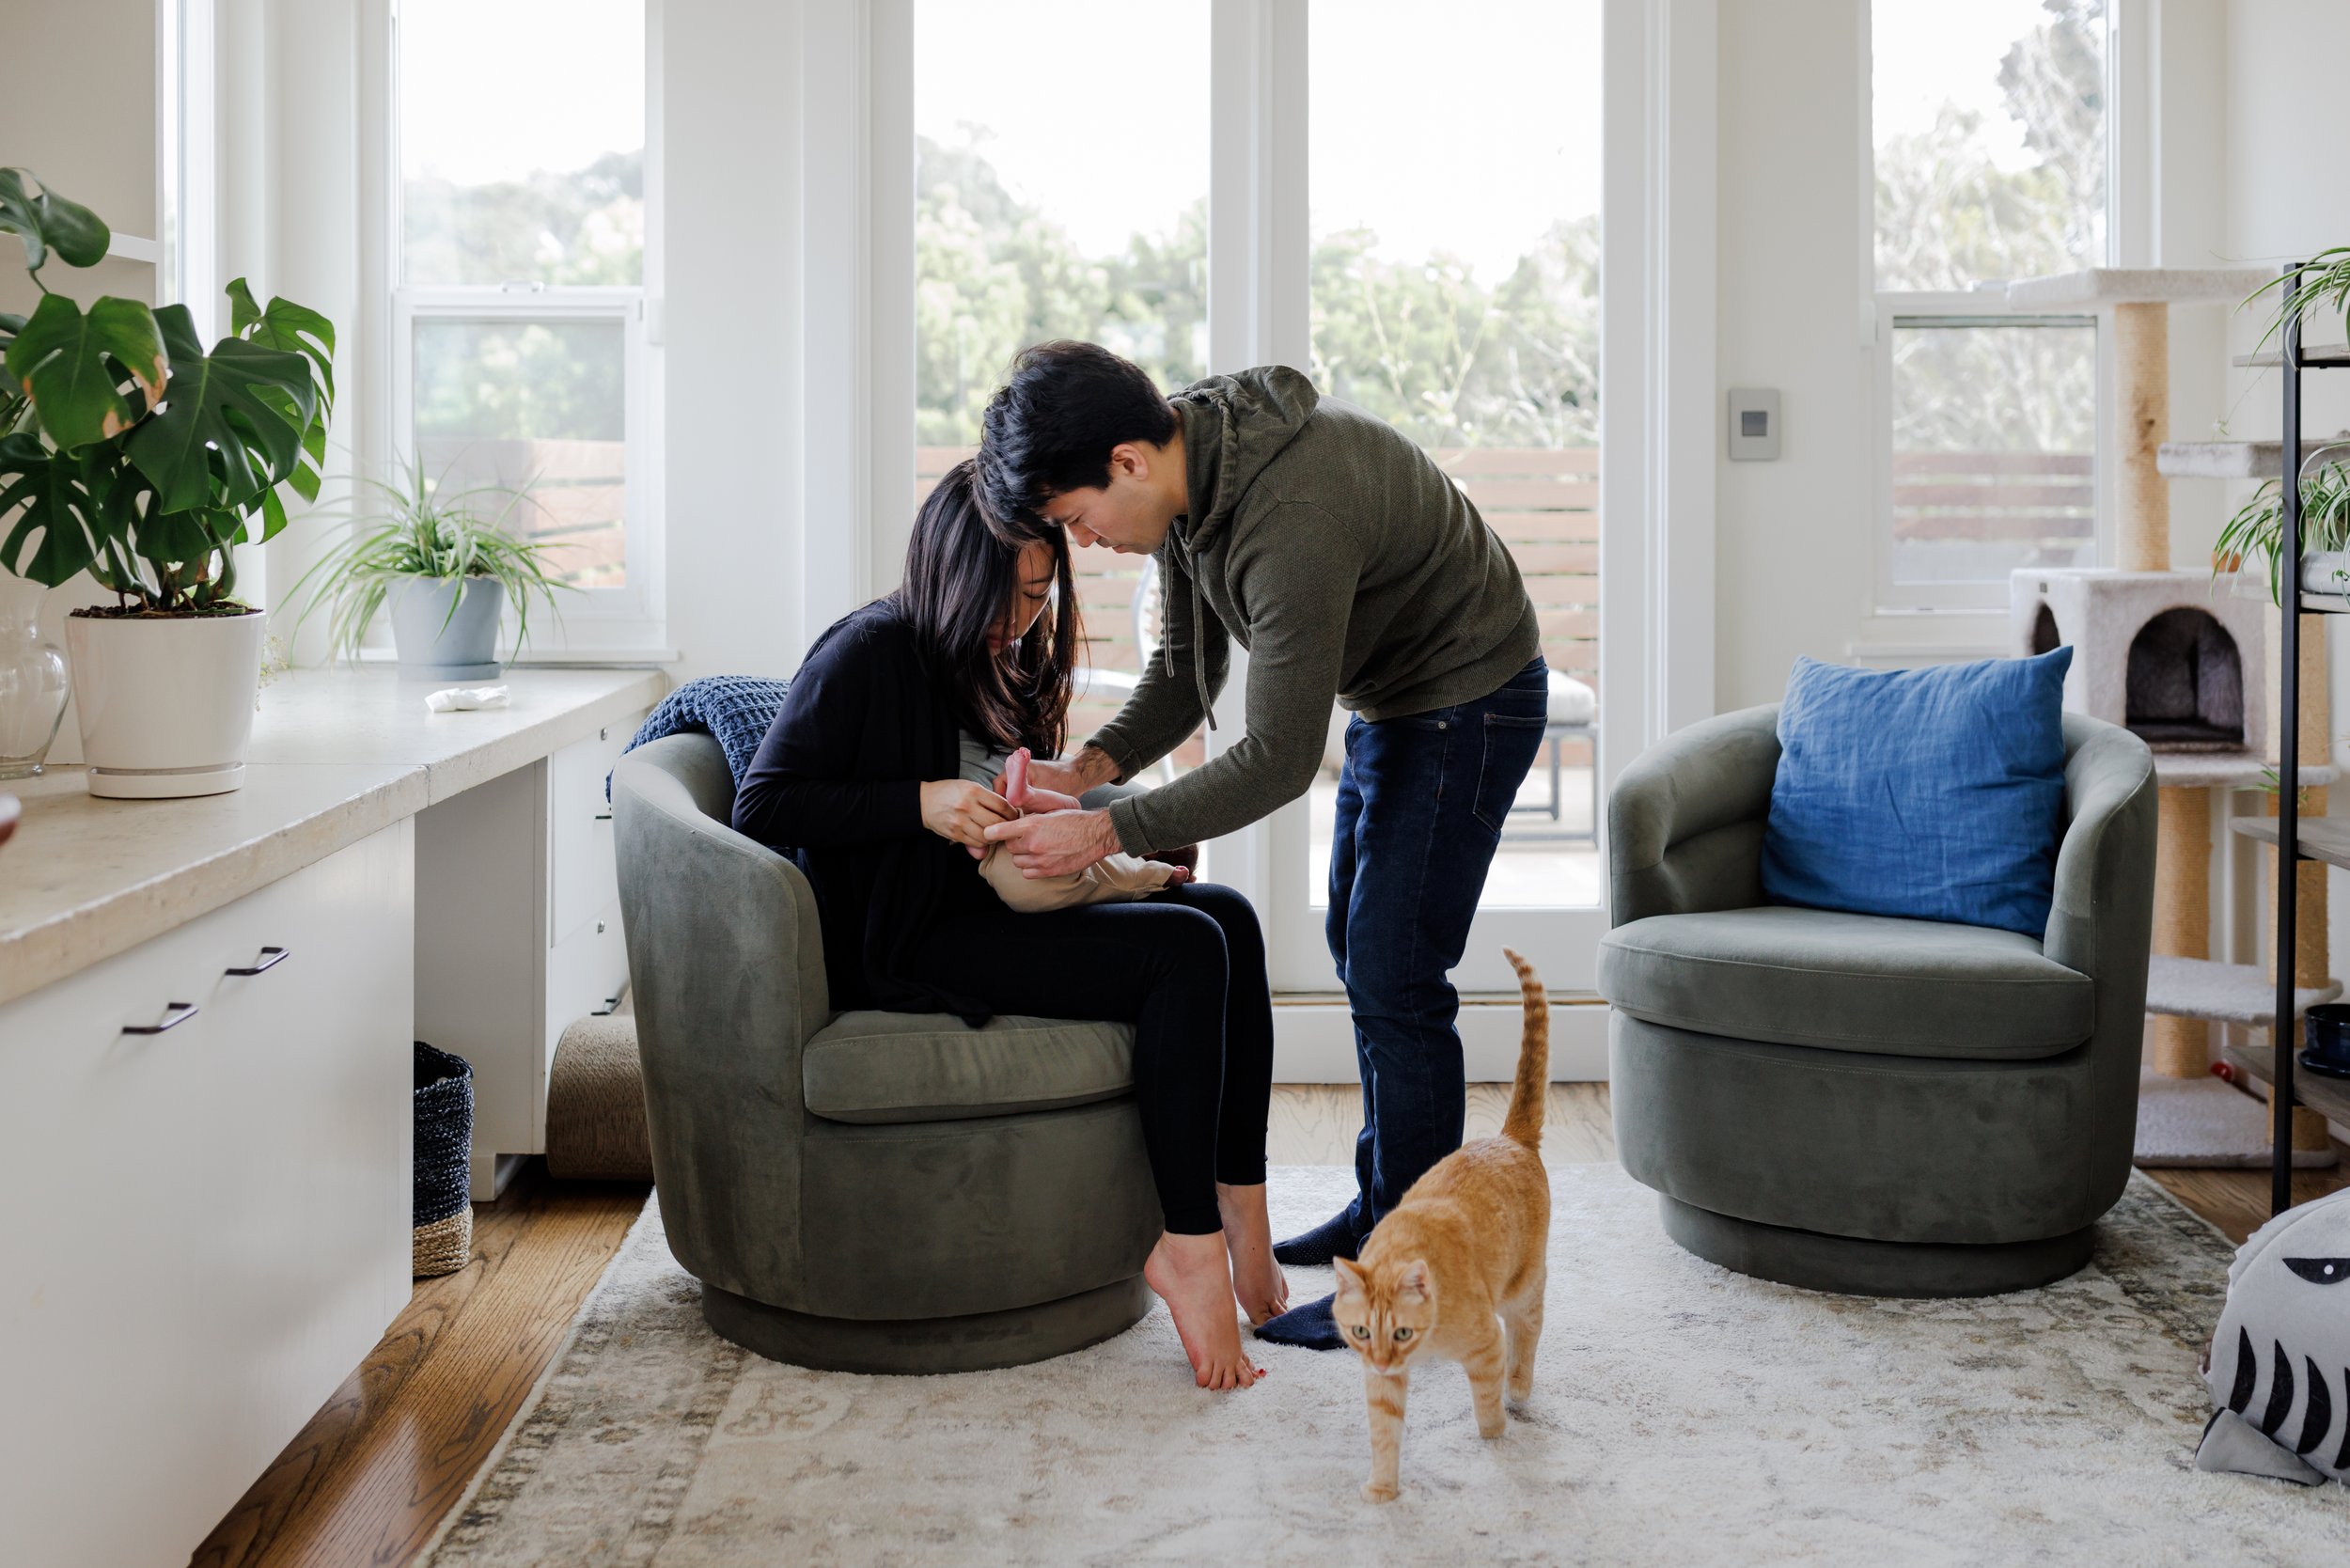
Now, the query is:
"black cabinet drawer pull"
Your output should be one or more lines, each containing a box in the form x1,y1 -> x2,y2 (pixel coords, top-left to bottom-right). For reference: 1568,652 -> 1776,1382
124,1002 -> 198,1035
593,810 -> 613,821
226,945 -> 290,977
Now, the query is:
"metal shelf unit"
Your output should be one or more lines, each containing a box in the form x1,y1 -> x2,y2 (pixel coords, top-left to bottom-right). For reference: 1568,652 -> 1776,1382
2264,264 -> 2350,1215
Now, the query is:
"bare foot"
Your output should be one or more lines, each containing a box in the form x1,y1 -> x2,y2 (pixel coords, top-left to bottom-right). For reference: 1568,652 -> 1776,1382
1143,1231 -> 1262,1390
1167,865 -> 1193,886
1216,1183 -> 1289,1325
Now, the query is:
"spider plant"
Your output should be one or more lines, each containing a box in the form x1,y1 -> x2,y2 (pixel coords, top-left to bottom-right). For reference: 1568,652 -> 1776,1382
2246,247 -> 2350,356
2211,461 -> 2350,605
288,455 -> 575,662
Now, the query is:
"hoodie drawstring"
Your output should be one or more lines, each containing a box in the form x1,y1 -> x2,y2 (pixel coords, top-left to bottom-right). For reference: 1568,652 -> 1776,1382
1191,562 -> 1215,732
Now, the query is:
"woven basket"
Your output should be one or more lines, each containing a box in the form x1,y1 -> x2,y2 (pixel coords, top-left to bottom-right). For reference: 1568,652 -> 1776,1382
413,1042 -> 475,1278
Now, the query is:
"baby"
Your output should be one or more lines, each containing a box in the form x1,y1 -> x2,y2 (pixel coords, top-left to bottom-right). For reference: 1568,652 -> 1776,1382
964,740 -> 1191,913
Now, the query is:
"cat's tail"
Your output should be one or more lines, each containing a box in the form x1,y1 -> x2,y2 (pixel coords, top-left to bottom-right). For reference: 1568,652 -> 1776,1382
1499,947 -> 1549,1151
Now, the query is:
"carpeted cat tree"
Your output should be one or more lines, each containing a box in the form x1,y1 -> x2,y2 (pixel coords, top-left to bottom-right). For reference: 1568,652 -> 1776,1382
2006,268 -> 2337,1168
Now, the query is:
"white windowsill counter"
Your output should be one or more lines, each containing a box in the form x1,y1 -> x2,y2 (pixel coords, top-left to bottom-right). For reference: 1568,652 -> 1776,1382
0,666 -> 668,1007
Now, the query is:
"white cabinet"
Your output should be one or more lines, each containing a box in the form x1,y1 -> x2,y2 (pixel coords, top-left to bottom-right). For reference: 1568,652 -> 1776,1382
416,715 -> 641,1197
0,823 -> 414,1568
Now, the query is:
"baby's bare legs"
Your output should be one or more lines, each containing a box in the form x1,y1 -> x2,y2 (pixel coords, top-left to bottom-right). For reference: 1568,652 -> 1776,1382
1218,1183 -> 1289,1325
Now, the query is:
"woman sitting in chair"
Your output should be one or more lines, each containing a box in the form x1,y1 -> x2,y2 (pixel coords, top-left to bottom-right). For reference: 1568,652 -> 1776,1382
732,459 -> 1284,1390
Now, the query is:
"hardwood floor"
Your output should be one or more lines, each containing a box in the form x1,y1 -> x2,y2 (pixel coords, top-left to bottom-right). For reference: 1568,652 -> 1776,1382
195,1084 -> 2345,1566
1268,1081 -> 1618,1166
2140,1163 -> 2350,1245
191,1167 -> 649,1568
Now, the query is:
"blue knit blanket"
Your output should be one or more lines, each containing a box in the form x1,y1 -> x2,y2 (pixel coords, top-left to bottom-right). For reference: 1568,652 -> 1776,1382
606,675 -> 789,800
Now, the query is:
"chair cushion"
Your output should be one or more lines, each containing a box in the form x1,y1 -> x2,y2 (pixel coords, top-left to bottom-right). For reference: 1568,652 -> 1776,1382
1547,670 -> 1596,725
1761,649 -> 2072,937
1597,906 -> 2093,1060
802,1011 -> 1136,1124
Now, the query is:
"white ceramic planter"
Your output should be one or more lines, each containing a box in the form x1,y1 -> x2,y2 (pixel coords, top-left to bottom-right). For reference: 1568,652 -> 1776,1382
2303,552 -> 2350,597
64,609 -> 267,799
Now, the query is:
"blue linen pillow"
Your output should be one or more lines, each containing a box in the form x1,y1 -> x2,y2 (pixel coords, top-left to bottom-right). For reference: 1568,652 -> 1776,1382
1760,649 -> 2074,937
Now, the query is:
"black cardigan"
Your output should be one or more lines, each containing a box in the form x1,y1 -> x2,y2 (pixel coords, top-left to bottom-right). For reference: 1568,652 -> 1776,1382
731,601 -> 993,1023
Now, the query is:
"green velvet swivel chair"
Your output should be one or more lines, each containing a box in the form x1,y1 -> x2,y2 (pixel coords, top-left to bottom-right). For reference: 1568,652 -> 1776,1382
1597,705 -> 2156,1296
610,733 -> 1161,1372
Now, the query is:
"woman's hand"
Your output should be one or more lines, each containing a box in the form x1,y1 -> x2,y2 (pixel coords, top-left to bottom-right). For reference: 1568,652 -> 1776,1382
920,778 -> 1016,848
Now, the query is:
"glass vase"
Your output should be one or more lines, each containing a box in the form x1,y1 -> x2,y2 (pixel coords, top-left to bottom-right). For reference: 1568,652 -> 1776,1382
0,592 -> 70,780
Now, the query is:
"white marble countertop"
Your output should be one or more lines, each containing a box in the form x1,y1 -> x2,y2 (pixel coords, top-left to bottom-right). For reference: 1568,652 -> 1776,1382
0,666 -> 667,1006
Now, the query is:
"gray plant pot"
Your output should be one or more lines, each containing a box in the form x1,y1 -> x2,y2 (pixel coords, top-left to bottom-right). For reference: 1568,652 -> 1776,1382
389,576 -> 507,682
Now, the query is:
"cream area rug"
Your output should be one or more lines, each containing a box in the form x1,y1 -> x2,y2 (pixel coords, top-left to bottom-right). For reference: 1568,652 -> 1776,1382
421,1165 -> 2350,1567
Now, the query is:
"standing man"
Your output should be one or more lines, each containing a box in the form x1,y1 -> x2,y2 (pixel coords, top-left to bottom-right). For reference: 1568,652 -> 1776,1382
979,341 -> 1547,1349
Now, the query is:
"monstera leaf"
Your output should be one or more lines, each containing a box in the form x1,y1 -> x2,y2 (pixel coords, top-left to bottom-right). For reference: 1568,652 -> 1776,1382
0,432 -> 145,587
0,167 -> 108,274
3,292 -> 168,452
124,302 -> 315,513
227,278 -> 335,502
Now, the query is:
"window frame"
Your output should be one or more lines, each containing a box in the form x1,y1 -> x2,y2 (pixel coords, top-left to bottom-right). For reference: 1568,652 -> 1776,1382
379,0 -> 669,659
1869,298 -> 2111,614
1863,0 -> 2122,619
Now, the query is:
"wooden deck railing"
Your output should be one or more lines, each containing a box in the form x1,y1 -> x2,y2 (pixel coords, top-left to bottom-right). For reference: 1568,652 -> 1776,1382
1890,449 -> 2094,547
417,436 -> 629,589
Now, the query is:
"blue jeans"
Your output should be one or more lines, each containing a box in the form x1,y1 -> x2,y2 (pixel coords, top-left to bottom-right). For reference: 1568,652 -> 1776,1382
1326,657 -> 1549,1241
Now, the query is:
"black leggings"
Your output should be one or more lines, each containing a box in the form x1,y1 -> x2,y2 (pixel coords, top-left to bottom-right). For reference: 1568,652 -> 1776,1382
902,882 -> 1275,1235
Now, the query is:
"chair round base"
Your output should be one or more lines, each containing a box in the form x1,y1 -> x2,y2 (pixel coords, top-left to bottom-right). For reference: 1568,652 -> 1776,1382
1659,1196 -> 2097,1298
701,1274 -> 1153,1374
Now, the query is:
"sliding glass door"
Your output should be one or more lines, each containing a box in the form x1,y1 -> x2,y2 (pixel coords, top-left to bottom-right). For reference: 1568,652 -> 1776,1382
1266,0 -> 1607,993
901,0 -> 1617,995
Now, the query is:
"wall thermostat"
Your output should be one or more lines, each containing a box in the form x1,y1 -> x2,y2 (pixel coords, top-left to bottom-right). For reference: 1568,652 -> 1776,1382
1728,388 -> 1781,461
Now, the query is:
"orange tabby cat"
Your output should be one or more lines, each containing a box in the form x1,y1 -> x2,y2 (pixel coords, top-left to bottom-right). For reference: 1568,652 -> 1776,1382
1334,947 -> 1549,1504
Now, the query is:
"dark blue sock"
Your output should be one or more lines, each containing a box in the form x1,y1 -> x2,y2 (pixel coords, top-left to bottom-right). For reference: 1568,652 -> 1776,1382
1254,1292 -> 1344,1351
1273,1210 -> 1361,1266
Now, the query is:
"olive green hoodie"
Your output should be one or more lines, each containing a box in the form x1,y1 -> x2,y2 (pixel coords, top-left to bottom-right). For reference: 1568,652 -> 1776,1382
1091,367 -> 1541,856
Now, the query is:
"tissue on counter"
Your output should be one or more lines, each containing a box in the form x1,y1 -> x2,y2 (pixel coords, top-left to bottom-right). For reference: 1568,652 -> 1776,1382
425,685 -> 510,713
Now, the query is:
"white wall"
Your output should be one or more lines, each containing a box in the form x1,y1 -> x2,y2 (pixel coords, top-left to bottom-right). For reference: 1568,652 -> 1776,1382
1711,1 -> 1873,713
662,0 -> 807,683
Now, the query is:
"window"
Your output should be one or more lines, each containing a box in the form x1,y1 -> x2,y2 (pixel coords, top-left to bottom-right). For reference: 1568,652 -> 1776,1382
1308,0 -> 1603,911
1872,0 -> 2108,609
391,0 -> 662,649
911,0 -> 1209,773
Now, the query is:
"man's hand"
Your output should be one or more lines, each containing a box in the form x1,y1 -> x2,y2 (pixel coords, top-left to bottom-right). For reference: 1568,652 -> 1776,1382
919,778 -> 1016,849
1008,744 -> 1120,801
981,807 -> 1122,878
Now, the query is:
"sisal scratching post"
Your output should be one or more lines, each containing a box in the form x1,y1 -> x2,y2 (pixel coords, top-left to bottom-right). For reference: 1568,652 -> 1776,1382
2154,786 -> 2212,1076
2114,302 -> 2170,573
2128,299 -> 2201,1075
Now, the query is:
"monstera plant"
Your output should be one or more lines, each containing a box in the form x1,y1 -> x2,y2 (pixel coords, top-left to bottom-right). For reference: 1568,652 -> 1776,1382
0,168 -> 336,798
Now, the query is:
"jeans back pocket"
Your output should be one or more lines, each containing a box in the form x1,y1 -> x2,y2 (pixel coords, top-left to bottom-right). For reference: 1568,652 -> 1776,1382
1472,712 -> 1550,833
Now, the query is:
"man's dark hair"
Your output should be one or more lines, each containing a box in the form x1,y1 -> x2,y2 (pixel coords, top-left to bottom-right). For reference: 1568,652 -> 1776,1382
978,340 -> 1179,525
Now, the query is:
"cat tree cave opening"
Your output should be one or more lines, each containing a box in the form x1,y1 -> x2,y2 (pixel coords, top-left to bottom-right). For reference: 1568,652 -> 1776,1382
2124,607 -> 2245,751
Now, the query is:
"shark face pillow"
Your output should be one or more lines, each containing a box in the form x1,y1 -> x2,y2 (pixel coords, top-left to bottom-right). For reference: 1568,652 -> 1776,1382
2198,1186 -> 2350,1485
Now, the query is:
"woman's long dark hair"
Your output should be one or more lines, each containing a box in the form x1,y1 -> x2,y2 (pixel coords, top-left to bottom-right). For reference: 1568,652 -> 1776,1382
889,457 -> 1080,757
